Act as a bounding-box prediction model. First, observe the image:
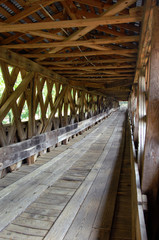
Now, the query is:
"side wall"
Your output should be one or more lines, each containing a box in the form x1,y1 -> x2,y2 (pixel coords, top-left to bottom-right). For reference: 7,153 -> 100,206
128,5 -> 159,239
0,58 -> 118,176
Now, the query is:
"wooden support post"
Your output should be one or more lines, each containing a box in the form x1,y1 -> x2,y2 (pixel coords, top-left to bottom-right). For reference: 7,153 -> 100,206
64,87 -> 69,126
62,139 -> 69,145
27,73 -> 37,164
133,84 -> 139,145
138,72 -> 146,172
141,7 -> 159,239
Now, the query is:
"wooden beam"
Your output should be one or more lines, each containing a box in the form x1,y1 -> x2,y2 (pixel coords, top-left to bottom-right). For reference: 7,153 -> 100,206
0,47 -> 68,84
24,49 -> 137,58
40,58 -> 137,65
47,0 -> 140,57
49,65 -> 136,70
74,0 -> 111,10
142,7 -> 159,193
141,7 -> 159,238
25,30 -> 66,41
69,80 -> 131,91
5,0 -> 62,24
25,0 -> 64,5
137,73 -> 146,172
2,36 -> 140,49
0,72 -> 34,122
56,70 -> 135,74
134,0 -> 153,83
0,15 -> 142,33
42,86 -> 67,132
68,77 -> 134,82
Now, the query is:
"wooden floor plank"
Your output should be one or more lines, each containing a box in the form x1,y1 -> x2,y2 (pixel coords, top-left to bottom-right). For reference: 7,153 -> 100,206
13,216 -> 53,230
110,120 -> 132,240
0,230 -> 43,240
0,110 -> 133,240
44,113 -> 124,240
63,115 -> 126,240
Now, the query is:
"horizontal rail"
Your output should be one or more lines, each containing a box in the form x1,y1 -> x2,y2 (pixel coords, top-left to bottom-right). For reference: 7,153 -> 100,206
128,116 -> 147,240
0,109 -> 116,170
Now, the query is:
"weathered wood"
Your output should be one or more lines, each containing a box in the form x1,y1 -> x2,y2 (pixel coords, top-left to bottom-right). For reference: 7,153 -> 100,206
41,58 -> 136,66
44,112 -> 125,240
24,49 -> 138,58
0,15 -> 142,33
141,7 -> 159,239
137,73 -> 146,172
0,47 -> 68,84
0,110 -> 115,170
134,0 -> 153,83
3,36 -> 139,49
0,72 -> 34,123
47,0 -> 139,56
0,111 -> 118,232
129,116 -> 147,240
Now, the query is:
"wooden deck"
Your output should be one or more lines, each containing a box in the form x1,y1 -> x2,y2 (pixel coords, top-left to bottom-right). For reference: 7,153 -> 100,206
0,110 -> 132,240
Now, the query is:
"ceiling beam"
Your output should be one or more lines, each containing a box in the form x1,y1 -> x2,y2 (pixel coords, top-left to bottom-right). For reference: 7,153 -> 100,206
2,36 -> 139,49
23,49 -> 137,58
47,0 -> 140,57
40,58 -> 137,65
134,0 -> 153,82
0,15 -> 142,33
48,64 -> 136,70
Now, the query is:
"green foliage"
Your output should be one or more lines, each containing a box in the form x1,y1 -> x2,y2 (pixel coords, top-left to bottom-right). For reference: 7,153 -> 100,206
2,109 -> 13,125
35,103 -> 41,120
13,71 -> 22,90
42,81 -> 48,103
52,84 -> 56,103
119,101 -> 128,108
0,69 -> 5,99
0,66 -> 57,124
21,101 -> 29,122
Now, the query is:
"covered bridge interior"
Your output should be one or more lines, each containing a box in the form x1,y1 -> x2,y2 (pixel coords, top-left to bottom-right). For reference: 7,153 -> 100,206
0,0 -> 158,239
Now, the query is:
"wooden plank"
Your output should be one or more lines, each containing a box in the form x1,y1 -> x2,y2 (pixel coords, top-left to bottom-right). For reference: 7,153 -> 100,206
41,58 -> 136,66
5,224 -> 47,237
24,49 -> 138,58
49,65 -> 136,70
0,112 -> 118,232
0,110 -> 111,170
0,230 -> 43,240
25,205 -> 60,218
3,36 -> 139,49
64,120 -> 125,240
44,113 -> 125,240
129,117 -> 147,240
24,49 -> 137,58
12,216 -> 53,230
19,212 -> 56,222
0,15 -> 142,33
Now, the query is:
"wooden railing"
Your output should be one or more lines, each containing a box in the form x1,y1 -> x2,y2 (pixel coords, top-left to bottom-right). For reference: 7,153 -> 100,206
128,116 -> 148,240
0,109 -> 116,171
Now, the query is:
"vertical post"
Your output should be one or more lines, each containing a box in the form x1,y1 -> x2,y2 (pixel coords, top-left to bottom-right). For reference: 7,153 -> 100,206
141,7 -> 159,239
133,84 -> 139,145
27,73 -> 36,164
138,72 -> 146,173
64,87 -> 69,126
